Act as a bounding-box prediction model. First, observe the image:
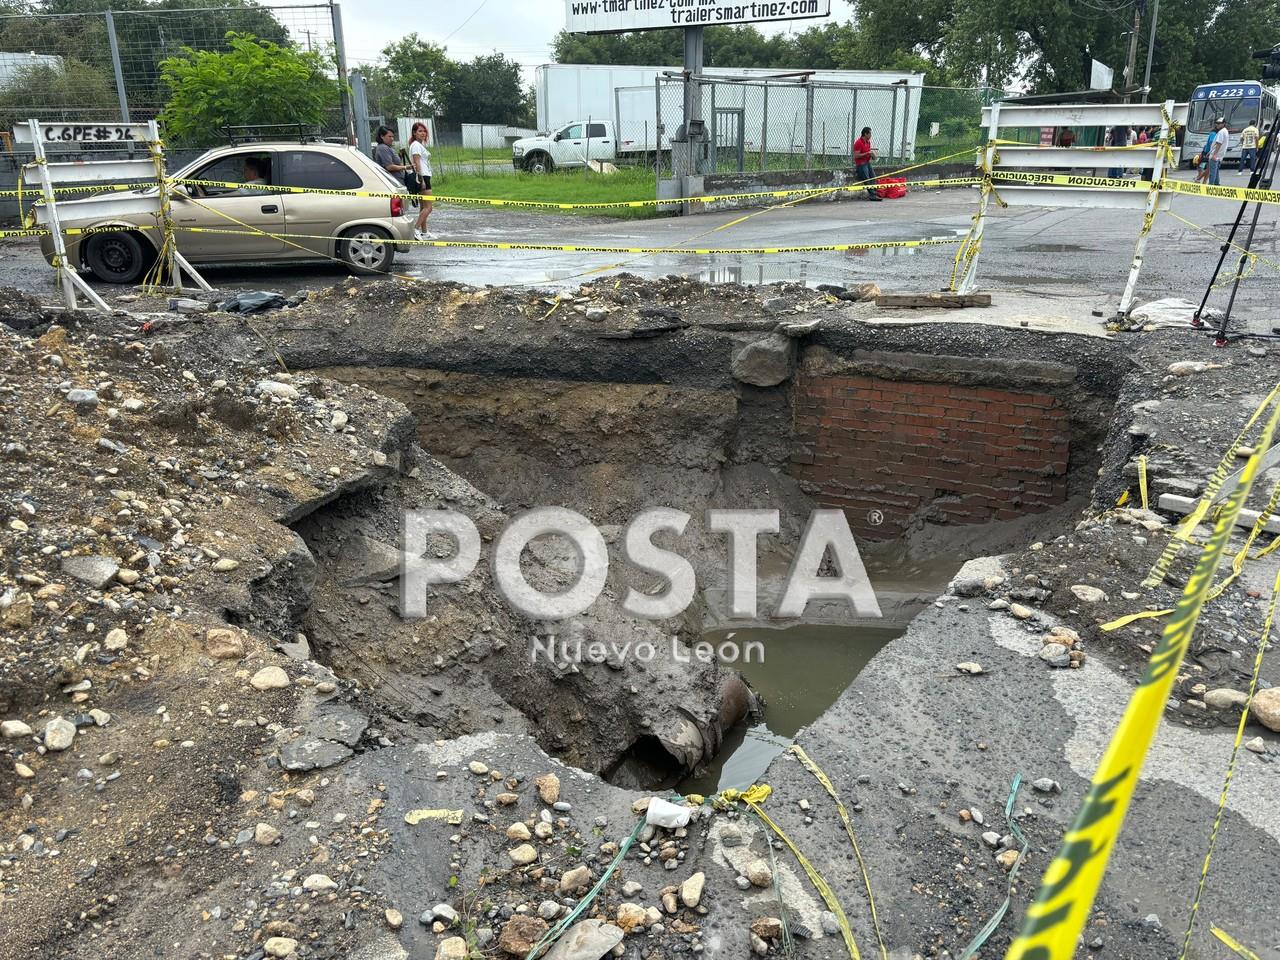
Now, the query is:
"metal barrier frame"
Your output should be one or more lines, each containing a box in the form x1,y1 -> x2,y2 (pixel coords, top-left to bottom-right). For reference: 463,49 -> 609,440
957,100 -> 1175,316
24,118 -> 210,312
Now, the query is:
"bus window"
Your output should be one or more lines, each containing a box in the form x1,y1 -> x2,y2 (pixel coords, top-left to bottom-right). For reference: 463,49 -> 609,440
1188,95 -> 1260,133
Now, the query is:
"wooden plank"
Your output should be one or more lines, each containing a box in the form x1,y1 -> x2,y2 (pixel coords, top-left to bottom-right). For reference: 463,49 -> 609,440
1157,493 -> 1280,534
874,292 -> 992,308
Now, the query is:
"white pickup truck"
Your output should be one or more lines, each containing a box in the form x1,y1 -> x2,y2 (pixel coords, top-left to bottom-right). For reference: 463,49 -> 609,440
511,120 -> 618,172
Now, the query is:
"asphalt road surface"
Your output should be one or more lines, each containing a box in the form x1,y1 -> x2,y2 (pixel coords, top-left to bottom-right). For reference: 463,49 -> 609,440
2,169 -> 1277,334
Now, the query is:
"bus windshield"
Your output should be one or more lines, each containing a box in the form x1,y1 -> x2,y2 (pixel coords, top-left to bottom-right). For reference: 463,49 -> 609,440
1188,90 -> 1262,133
1188,96 -> 1261,132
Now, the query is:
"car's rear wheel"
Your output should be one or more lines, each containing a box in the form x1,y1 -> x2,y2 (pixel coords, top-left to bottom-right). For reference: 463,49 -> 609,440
524,152 -> 554,174
84,231 -> 151,284
338,226 -> 394,276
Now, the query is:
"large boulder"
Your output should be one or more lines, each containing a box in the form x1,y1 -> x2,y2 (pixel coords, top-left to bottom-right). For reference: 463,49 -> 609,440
731,334 -> 794,387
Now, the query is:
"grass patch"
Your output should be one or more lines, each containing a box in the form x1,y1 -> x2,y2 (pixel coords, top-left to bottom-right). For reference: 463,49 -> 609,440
433,167 -> 668,218
434,146 -> 512,163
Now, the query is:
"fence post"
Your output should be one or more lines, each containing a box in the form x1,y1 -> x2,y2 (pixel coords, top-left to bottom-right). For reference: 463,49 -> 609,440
900,85 -> 910,163
803,81 -> 814,169
329,1 -> 355,143
760,83 -> 768,172
1117,100 -> 1174,316
350,69 -> 370,155
888,85 -> 898,165
956,102 -> 999,294
104,10 -> 130,124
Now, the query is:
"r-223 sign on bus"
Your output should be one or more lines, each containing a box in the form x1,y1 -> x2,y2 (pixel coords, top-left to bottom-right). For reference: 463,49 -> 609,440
565,0 -> 831,33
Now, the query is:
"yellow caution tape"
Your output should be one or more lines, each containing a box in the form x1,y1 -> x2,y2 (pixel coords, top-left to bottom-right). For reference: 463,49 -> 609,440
1143,382 -> 1280,588
789,746 -> 888,960
1006,391 -> 1280,960
404,807 -> 464,825
1211,926 -> 1263,960
1115,489 -> 1131,507
1177,565 -> 1279,957
718,783 -> 773,806
1138,455 -> 1149,511
1204,481 -> 1280,603
172,174 -> 982,210
0,227 -> 52,238
734,792 -> 862,960
991,171 -> 1154,191
1100,607 -> 1175,631
1162,177 -> 1280,206
174,224 -> 965,257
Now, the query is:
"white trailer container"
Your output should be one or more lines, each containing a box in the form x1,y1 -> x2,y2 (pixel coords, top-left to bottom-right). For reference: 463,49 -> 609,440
537,63 -> 925,161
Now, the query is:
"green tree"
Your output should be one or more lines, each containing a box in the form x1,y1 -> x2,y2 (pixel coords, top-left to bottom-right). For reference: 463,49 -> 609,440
0,1 -> 291,110
366,33 -> 451,117
0,58 -> 117,130
439,52 -> 532,126
158,32 -> 338,144
841,0 -> 1276,98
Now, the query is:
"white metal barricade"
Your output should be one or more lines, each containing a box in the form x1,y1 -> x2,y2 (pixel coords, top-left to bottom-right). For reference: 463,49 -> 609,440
18,119 -> 209,312
954,100 -> 1176,317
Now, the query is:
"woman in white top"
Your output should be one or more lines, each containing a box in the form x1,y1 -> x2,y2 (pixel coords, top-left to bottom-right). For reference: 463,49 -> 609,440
409,121 -> 434,240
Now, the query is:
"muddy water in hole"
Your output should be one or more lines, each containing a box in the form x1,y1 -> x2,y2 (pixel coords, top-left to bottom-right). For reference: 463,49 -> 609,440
680,551 -> 967,795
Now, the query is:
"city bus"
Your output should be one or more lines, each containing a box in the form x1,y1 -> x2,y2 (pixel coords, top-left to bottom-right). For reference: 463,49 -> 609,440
1180,80 -> 1278,167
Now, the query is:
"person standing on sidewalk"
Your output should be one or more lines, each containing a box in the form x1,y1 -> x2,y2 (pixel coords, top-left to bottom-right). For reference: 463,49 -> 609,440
1207,117 -> 1227,185
1240,120 -> 1259,174
853,127 -> 882,201
373,126 -> 409,179
409,121 -> 435,240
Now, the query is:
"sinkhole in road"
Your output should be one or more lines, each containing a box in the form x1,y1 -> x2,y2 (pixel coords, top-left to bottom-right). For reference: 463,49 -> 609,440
312,325 -> 1122,790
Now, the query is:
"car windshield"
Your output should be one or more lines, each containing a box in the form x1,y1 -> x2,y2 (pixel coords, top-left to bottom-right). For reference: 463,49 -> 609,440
1188,95 -> 1260,133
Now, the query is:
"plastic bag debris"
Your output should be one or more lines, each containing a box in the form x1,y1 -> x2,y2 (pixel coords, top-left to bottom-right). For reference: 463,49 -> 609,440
644,797 -> 692,828
220,291 -> 292,314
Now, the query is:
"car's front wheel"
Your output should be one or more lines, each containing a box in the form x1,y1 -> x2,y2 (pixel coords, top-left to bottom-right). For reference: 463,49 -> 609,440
338,226 -> 395,276
84,231 -> 151,284
524,152 -> 554,174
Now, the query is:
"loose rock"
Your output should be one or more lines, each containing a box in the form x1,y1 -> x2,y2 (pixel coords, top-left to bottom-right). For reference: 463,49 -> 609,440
535,771 -> 561,804
498,915 -> 549,956
250,666 -> 290,691
42,717 -> 76,751
1252,688 -> 1280,731
680,871 -> 706,908
508,843 -> 538,865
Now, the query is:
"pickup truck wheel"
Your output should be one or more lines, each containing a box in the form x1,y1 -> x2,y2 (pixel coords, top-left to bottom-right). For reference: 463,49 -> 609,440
524,152 -> 554,174
84,231 -> 151,284
339,226 -> 395,275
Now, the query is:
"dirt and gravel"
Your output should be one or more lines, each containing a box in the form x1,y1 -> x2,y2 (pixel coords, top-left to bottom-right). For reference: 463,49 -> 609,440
2,275 -> 1279,960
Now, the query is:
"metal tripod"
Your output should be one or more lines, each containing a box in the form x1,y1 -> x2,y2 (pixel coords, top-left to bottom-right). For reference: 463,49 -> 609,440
1190,123 -> 1280,345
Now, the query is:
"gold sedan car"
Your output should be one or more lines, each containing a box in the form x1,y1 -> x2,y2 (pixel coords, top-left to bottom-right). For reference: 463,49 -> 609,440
40,141 -> 417,283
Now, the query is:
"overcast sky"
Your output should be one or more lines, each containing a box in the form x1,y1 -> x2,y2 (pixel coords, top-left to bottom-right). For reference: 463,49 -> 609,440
276,0 -> 851,76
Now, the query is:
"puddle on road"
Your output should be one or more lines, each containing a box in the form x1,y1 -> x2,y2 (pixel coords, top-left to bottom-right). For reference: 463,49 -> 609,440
680,549 -> 966,795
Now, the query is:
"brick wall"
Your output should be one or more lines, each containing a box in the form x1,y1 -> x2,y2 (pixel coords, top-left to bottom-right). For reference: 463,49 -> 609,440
791,373 -> 1071,540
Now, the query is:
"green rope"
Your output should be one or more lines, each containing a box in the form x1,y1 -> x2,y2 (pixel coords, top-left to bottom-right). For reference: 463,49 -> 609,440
957,774 -> 1028,960
523,814 -> 648,960
757,809 -> 796,959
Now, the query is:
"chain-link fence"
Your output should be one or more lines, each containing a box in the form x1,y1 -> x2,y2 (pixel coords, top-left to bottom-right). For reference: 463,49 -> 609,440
0,3 -> 344,154
650,75 -> 997,181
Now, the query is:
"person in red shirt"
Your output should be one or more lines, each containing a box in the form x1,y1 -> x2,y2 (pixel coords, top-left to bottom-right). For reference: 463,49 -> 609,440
853,126 -> 882,201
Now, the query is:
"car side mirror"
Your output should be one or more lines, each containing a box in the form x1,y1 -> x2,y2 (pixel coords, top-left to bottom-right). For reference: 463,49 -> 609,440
554,133 -> 562,142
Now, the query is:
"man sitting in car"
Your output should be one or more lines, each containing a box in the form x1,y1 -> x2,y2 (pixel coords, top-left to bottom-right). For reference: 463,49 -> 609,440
228,157 -> 268,195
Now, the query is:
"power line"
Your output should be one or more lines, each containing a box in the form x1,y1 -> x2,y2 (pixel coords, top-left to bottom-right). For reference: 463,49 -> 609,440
442,0 -> 491,45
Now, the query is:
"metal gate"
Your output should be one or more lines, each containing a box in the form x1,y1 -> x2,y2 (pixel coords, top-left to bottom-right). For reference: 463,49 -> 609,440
711,107 -> 745,173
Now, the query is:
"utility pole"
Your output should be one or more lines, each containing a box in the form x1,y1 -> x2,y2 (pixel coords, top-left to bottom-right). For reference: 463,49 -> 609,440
1140,0 -> 1160,102
1122,3 -> 1141,102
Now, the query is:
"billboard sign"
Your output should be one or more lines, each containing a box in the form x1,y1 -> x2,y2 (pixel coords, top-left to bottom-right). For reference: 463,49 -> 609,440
566,0 -> 830,33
